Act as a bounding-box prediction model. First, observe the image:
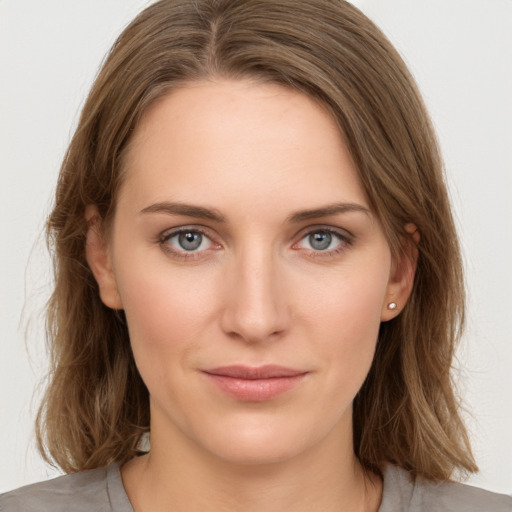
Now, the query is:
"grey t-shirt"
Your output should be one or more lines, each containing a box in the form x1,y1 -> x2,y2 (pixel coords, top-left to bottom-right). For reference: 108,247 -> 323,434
1,463 -> 511,511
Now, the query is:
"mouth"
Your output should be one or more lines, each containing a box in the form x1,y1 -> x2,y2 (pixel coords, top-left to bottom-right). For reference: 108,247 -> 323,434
201,365 -> 308,402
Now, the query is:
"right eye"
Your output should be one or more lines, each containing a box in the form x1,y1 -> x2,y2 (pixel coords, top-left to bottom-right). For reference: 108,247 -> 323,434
160,228 -> 216,258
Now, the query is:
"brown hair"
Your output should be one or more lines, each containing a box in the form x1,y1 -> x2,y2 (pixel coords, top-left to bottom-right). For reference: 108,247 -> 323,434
37,0 -> 477,478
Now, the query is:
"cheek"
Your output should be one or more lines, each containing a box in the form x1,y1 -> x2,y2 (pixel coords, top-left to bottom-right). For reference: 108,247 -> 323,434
299,260 -> 389,381
114,259 -> 219,379
304,258 -> 389,334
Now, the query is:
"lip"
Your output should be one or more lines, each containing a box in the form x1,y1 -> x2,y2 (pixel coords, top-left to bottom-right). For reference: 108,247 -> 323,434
202,365 -> 308,402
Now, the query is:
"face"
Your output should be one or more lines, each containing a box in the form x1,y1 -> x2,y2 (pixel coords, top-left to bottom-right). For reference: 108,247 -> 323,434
88,79 -> 411,466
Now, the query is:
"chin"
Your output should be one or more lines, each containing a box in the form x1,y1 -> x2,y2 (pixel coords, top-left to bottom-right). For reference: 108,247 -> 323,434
194,414 -> 326,467
207,437 -> 305,467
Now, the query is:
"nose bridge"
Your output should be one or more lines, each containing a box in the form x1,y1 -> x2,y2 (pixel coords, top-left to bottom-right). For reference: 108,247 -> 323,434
221,240 -> 288,343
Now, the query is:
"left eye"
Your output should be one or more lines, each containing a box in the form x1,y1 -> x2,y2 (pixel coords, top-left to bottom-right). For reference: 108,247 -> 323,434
163,230 -> 213,252
297,230 -> 344,251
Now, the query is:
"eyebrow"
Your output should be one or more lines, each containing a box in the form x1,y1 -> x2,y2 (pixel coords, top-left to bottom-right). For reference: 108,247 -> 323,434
287,202 -> 371,223
139,202 -> 226,223
139,201 -> 370,224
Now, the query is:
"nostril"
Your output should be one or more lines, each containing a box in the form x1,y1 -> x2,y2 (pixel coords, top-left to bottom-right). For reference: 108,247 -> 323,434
220,306 -> 288,344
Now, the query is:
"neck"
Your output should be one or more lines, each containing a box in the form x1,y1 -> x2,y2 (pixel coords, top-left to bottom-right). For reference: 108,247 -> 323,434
121,422 -> 382,512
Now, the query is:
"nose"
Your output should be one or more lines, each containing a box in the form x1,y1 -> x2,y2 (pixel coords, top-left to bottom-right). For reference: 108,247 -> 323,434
220,245 -> 290,344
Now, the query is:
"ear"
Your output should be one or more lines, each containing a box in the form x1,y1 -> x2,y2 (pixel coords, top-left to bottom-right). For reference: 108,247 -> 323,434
381,223 -> 419,321
85,205 -> 123,310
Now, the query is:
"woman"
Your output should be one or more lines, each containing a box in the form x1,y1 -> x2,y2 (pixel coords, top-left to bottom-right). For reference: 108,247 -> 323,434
2,0 -> 511,510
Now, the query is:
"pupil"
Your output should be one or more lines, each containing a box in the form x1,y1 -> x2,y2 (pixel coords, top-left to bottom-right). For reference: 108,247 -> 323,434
310,231 -> 331,250
178,232 -> 202,251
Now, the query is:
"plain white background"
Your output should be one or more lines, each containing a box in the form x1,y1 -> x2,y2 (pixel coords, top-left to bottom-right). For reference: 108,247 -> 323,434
1,0 -> 511,495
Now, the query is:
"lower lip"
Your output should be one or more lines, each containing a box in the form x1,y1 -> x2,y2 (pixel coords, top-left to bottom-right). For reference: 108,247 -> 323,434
204,373 -> 307,402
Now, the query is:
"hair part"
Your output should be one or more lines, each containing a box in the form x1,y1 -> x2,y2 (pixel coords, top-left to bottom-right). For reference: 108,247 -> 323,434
38,0 -> 477,478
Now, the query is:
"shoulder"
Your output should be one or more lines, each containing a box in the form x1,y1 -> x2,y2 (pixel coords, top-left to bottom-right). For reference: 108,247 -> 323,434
380,464 -> 512,512
0,464 -> 132,512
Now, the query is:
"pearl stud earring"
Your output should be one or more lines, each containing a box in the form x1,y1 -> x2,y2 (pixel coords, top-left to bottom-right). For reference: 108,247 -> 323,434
387,302 -> 397,310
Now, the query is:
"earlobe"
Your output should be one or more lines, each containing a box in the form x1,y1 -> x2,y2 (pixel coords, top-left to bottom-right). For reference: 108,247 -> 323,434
85,205 -> 123,310
381,223 -> 419,321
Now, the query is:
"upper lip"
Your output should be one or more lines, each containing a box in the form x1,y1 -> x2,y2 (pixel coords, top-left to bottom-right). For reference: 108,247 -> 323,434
203,365 -> 307,379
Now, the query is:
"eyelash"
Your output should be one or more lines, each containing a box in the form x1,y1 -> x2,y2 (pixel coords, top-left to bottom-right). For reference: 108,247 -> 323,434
159,226 -> 353,261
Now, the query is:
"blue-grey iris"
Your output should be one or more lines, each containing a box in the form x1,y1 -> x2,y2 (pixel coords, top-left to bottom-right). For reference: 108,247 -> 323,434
309,231 -> 331,250
178,232 -> 202,251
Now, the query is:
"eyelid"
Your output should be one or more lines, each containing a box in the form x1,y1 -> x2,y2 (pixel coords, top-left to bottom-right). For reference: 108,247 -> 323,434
293,224 -> 354,243
160,225 -> 212,242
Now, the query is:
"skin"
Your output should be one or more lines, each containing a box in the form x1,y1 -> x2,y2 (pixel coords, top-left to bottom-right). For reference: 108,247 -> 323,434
86,79 -> 416,512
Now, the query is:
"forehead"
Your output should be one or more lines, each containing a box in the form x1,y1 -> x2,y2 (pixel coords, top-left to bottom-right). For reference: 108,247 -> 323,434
119,79 -> 369,216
